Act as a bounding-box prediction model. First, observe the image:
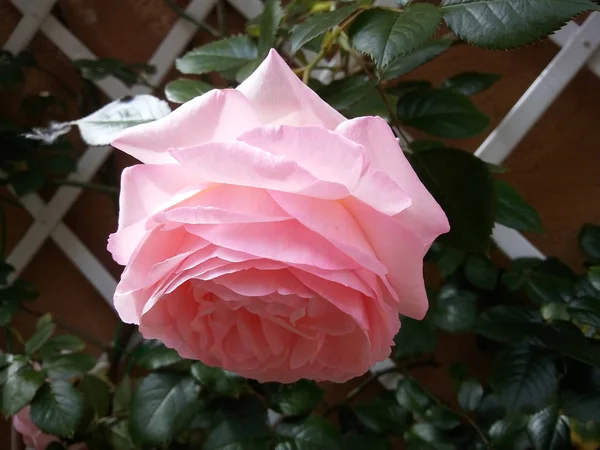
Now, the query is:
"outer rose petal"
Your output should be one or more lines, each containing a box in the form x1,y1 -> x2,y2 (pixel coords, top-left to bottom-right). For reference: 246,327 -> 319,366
336,116 -> 450,245
112,89 -> 261,164
237,49 -> 345,128
169,141 -> 349,199
343,197 -> 430,320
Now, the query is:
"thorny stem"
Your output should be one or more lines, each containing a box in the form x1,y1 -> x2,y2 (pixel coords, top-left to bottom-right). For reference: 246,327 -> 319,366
164,0 -> 220,37
20,305 -> 109,351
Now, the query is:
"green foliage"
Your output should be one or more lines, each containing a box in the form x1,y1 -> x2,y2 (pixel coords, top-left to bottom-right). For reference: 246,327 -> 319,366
316,75 -> 377,111
176,36 -> 258,75
129,373 -> 198,444
290,4 -> 359,54
440,0 -> 598,49
442,72 -> 501,96
258,0 -> 284,56
580,223 -> 600,263
381,39 -> 453,80
276,415 -> 341,449
432,285 -> 478,332
527,405 -> 571,450
396,88 -> 489,138
264,379 -> 324,416
164,78 -> 213,103
393,315 -> 436,359
30,380 -> 84,437
204,396 -> 271,450
2,357 -> 45,415
407,148 -> 495,253
349,5 -> 442,69
494,179 -> 544,233
133,340 -> 183,370
353,391 -> 411,434
74,58 -> 155,86
490,344 -> 558,413
190,361 -> 245,396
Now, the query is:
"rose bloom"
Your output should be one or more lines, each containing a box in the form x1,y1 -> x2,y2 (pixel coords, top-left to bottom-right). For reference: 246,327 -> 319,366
13,407 -> 86,450
109,49 -> 449,382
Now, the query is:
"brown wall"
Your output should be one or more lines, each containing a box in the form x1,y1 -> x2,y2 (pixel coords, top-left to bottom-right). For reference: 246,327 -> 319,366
1,0 -> 599,446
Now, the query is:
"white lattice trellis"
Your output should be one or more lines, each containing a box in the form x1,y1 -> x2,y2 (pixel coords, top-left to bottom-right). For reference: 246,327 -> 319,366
4,0 -> 600,398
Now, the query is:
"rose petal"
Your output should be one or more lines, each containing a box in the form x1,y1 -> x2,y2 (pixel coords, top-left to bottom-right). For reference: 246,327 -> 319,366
185,221 -> 359,271
342,197 -> 429,320
112,89 -> 261,164
117,163 -> 203,231
169,141 -> 349,199
268,191 -> 385,275
336,116 -> 449,245
237,49 -> 345,128
240,125 -> 411,214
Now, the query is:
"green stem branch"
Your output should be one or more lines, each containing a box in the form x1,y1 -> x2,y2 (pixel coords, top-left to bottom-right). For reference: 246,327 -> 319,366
53,179 -> 120,195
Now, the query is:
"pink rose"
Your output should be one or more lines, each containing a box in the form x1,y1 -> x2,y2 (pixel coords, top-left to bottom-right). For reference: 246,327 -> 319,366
13,407 -> 86,450
108,50 -> 449,382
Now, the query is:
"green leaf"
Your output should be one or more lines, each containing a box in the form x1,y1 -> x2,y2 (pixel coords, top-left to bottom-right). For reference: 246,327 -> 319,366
176,36 -> 258,75
1,358 -> 45,415
489,415 -> 530,450
341,431 -> 389,450
30,380 -> 84,437
540,302 -> 570,322
353,391 -> 411,434
464,254 -> 499,290
404,423 -> 457,450
525,272 -> 574,305
39,335 -> 85,360
423,407 -> 461,430
431,245 -> 465,277
43,353 -> 95,380
589,266 -> 600,291
134,340 -> 182,370
191,361 -> 244,397
381,38 -> 452,80
440,0 -> 598,49
457,378 -> 483,411
396,377 -> 432,415
204,396 -> 271,450
79,374 -> 111,418
490,344 -> 557,413
349,5 -> 442,69
113,375 -> 132,414
393,315 -> 436,359
290,5 -> 359,54
580,223 -> 600,263
129,373 -> 198,444
527,405 -> 571,450
568,297 -> 600,328
432,285 -> 478,332
108,420 -> 135,450
397,88 -> 489,138
277,415 -> 341,450
407,148 -> 495,253
25,314 -> 56,355
388,80 -> 433,98
317,75 -> 377,111
442,72 -> 500,96
258,0 -> 283,55
560,389 -> 600,422
265,379 -> 324,415
343,92 -> 398,121
495,179 -> 543,233
164,78 -> 213,103
75,95 -> 171,146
